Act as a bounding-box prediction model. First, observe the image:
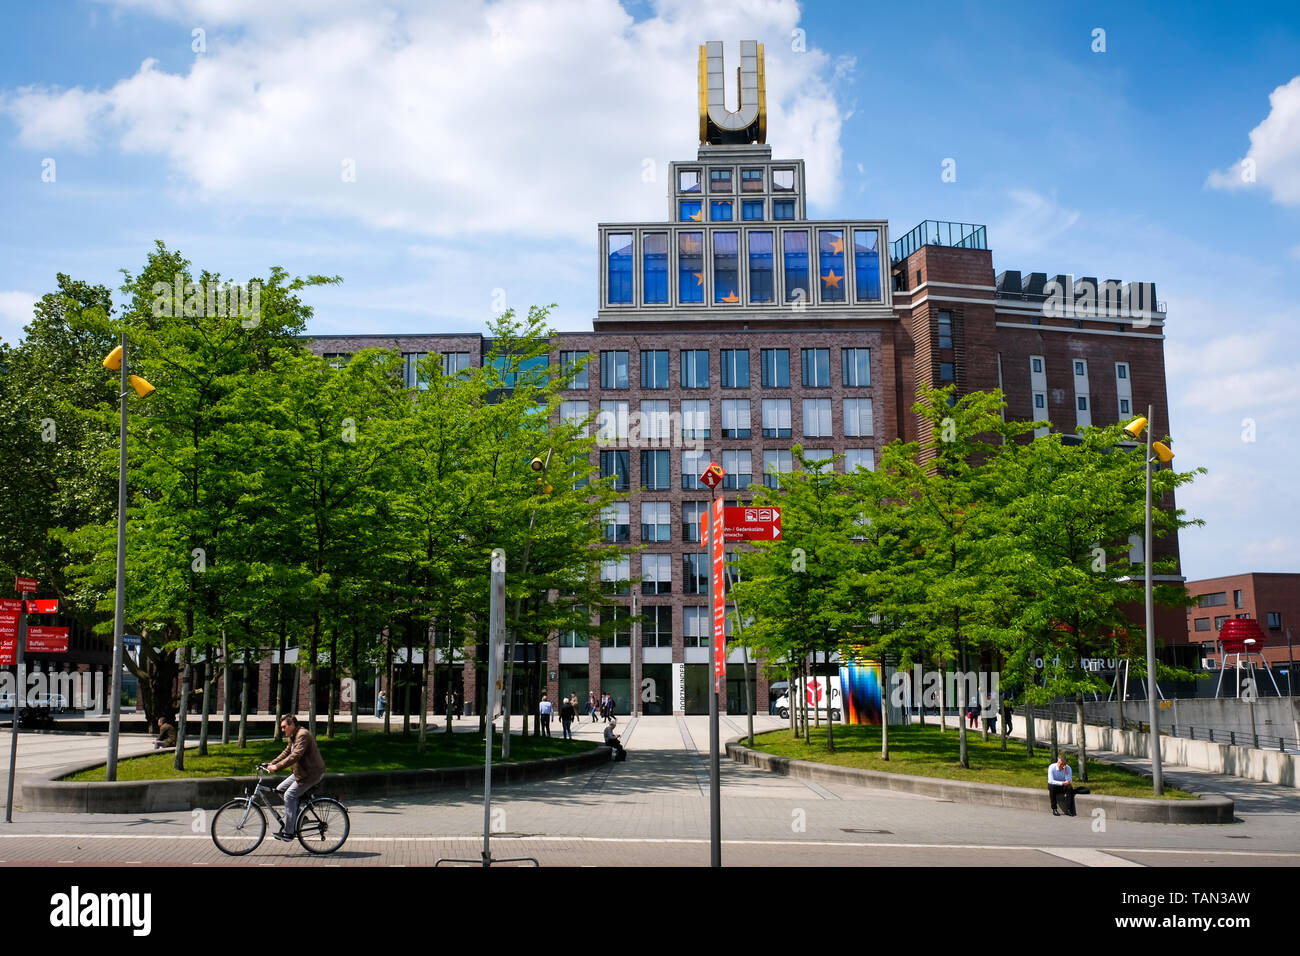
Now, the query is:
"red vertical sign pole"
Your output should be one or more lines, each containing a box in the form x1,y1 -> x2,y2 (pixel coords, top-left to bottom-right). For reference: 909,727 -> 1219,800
698,463 -> 725,869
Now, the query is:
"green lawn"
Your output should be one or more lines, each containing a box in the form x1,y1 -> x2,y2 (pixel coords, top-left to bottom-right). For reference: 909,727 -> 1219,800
747,723 -> 1195,800
65,730 -> 597,782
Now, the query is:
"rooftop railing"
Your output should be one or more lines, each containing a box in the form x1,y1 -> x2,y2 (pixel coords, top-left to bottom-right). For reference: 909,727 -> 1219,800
890,220 -> 987,263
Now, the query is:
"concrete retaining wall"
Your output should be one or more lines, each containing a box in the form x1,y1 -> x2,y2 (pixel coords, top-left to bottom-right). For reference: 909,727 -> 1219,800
24,745 -> 609,813
726,738 -> 1234,824
1078,697 -> 1300,743
1010,714 -> 1298,788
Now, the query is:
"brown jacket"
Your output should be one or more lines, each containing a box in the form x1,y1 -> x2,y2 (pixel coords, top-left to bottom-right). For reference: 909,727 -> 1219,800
273,727 -> 325,783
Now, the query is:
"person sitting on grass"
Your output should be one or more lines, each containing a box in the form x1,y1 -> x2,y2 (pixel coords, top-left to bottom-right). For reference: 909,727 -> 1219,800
153,716 -> 177,750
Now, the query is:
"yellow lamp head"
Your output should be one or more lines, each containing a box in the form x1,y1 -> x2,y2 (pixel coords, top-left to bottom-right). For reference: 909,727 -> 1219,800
1123,416 -> 1147,439
129,375 -> 155,398
103,346 -> 123,371
1152,441 -> 1174,464
530,456 -> 545,472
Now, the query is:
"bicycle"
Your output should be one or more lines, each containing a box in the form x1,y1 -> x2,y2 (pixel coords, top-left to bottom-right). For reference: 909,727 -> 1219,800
210,765 -> 350,856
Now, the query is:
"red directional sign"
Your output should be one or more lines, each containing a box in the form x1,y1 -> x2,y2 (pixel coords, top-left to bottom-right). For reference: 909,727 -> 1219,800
26,625 -> 69,654
26,599 -> 59,614
14,577 -> 37,594
0,604 -> 16,665
724,506 -> 782,541
699,462 -> 725,490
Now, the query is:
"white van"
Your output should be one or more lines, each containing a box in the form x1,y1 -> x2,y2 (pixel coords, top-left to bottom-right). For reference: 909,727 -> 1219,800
774,676 -> 842,721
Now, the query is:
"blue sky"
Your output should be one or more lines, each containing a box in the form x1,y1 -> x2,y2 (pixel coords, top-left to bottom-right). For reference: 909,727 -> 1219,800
0,0 -> 1297,581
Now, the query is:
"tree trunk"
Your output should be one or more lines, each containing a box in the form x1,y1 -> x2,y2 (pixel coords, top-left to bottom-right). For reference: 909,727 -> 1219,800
1050,706 -> 1059,761
197,654 -> 212,757
220,631 -> 230,746
445,630 -> 455,735
801,658 -> 810,745
1075,694 -> 1088,781
938,654 -> 946,734
327,628 -> 338,739
956,646 -> 969,770
384,633 -> 393,735
880,672 -> 889,760
1025,701 -> 1036,757
308,612 -> 319,739
418,627 -> 429,755
351,632 -> 359,743
980,651 -> 990,743
238,654 -> 250,748
917,664 -> 926,726
403,622 -> 414,738
173,646 -> 192,772
272,619 -> 286,743
787,665 -> 796,736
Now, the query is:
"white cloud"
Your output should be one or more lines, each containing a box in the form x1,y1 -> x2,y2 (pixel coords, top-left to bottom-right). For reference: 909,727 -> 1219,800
5,0 -> 847,242
1205,75 -> 1300,206
1167,327 -> 1300,414
0,291 -> 36,346
986,188 -> 1080,261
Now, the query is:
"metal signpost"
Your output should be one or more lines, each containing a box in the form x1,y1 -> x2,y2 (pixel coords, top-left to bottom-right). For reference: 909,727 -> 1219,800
698,462 -> 725,868
5,577 -> 35,823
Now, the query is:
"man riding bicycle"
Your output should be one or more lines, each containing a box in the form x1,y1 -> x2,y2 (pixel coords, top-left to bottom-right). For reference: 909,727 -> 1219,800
263,714 -> 325,841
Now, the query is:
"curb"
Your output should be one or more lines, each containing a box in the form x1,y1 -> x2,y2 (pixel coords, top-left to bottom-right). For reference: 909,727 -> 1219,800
725,738 -> 1235,824
23,744 -> 609,813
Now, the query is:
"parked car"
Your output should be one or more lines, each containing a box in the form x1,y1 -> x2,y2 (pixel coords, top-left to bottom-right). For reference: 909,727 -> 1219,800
773,692 -> 841,722
767,681 -> 789,715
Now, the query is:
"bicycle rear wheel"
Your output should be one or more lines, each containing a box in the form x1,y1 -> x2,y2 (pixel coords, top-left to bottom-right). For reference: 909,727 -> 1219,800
297,797 -> 349,854
211,799 -> 267,855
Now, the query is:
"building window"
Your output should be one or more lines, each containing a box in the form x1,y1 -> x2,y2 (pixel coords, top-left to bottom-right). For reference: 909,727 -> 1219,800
599,450 -> 629,491
683,606 -> 710,647
607,233 -> 634,304
682,399 -> 710,439
600,605 -> 631,647
681,349 -> 709,388
1117,363 -> 1128,379
641,501 -> 671,542
643,233 -> 668,304
641,449 -> 670,490
742,200 -> 764,221
1233,589 -> 1243,609
682,449 -> 708,490
763,449 -> 793,487
683,553 -> 709,595
762,399 -> 792,438
844,448 -> 875,472
842,348 -> 870,387
323,353 -> 351,369
721,399 -> 751,438
1268,612 -> 1282,630
682,501 -> 707,542
602,502 -> 630,542
772,168 -> 795,191
803,449 -> 833,472
677,232 -> 703,303
1035,393 -> 1046,410
1119,398 -> 1130,415
722,450 -> 752,489
559,350 -> 588,389
748,231 -> 774,303
801,348 -> 830,387
938,362 -> 954,383
1194,618 -> 1211,632
709,168 -> 733,193
597,400 -> 629,443
818,229 -> 846,303
772,200 -> 796,220
1197,592 -> 1227,608
802,398 -> 832,437
559,400 -> 589,436
559,608 -> 589,648
713,232 -> 740,303
640,350 -> 670,389
759,348 -> 790,388
784,230 -> 810,302
741,168 -> 764,192
641,554 -> 672,595
721,349 -> 750,388
642,605 -> 672,648
937,311 -> 953,348
1077,396 -> 1088,411
844,398 -> 873,437
1214,616 -> 1228,631
711,200 -> 733,222
853,228 -> 882,301
600,558 -> 631,596
1074,360 -> 1086,376
639,400 -> 670,443
403,352 -> 429,390
599,351 -> 629,390
679,200 -> 703,223
1032,357 -> 1043,374
442,352 -> 471,377
678,169 -> 700,192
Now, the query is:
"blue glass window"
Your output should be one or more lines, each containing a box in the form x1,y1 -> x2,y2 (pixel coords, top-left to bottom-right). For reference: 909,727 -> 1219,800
710,201 -> 733,222
854,228 -> 881,301
761,349 -> 789,388
801,348 -> 830,387
741,168 -> 764,192
748,231 -> 774,304
681,350 -> 708,388
643,233 -> 668,304
742,201 -> 764,221
842,348 -> 871,387
713,232 -> 739,304
721,349 -> 749,388
678,232 -> 704,304
560,350 -> 588,389
819,229 -> 846,303
600,450 -> 629,491
600,351 -> 629,389
607,233 -> 633,304
679,200 -> 703,223
489,354 -> 549,388
773,200 -> 795,220
640,350 -> 669,389
709,169 -> 732,193
783,231 -> 810,303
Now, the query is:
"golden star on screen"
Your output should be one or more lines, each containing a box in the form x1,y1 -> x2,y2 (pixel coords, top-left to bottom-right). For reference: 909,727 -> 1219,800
829,236 -> 844,255
693,272 -> 704,286
689,210 -> 703,221
822,269 -> 842,288
721,290 -> 740,303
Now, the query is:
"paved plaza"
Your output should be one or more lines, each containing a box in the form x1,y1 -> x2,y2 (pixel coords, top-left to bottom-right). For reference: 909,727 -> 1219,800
2,715 -> 1299,867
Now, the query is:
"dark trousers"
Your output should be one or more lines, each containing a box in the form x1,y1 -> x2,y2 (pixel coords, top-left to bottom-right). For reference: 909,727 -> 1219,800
561,718 -> 573,739
1049,784 -> 1075,815
540,714 -> 551,736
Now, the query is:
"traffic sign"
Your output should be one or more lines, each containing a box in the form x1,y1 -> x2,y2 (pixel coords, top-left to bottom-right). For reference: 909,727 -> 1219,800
0,639 -> 12,666
26,599 -> 59,614
0,605 -> 16,665
724,506 -> 781,541
14,577 -> 37,594
699,462 -> 725,490
26,626 -> 69,654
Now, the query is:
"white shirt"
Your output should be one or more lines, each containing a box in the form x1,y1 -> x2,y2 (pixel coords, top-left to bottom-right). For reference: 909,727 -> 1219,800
1048,762 -> 1072,785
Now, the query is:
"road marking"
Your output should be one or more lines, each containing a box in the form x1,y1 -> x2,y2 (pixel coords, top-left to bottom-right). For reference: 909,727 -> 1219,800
1037,847 -> 1144,867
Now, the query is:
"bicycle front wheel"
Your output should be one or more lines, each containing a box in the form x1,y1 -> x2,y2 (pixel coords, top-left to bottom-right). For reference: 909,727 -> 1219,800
297,797 -> 349,854
211,799 -> 267,856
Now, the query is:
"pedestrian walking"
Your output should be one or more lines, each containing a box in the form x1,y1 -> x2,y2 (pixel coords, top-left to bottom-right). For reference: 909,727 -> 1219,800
539,694 -> 553,737
588,691 -> 598,722
605,693 -> 616,722
559,696 -> 576,739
